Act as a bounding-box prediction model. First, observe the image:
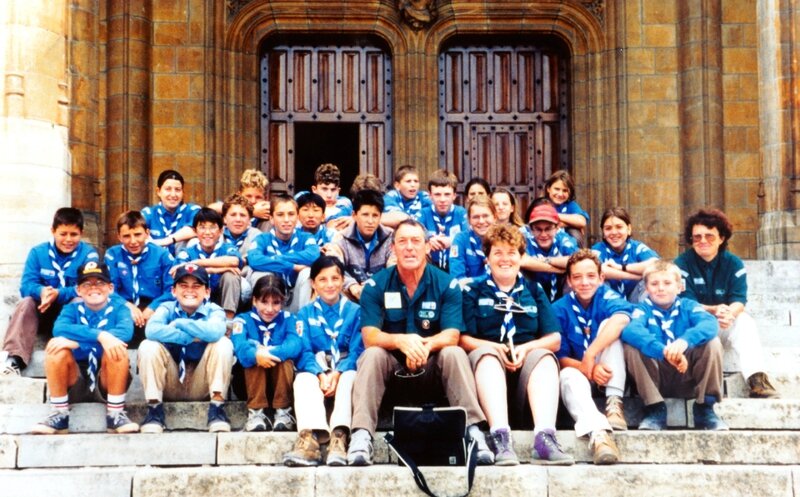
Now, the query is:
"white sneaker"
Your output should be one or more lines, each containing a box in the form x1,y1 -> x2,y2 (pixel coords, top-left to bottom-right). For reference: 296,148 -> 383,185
245,408 -> 271,432
346,429 -> 373,466
273,407 -> 296,431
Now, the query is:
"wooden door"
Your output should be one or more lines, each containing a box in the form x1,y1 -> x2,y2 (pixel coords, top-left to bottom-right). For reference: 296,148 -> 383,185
439,43 -> 570,213
261,45 -> 392,194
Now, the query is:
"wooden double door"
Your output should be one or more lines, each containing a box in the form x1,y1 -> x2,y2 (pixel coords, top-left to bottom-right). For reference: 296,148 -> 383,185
260,40 -> 570,204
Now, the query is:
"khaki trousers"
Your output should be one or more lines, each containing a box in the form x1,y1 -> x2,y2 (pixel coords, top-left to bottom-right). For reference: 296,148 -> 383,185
243,359 -> 294,410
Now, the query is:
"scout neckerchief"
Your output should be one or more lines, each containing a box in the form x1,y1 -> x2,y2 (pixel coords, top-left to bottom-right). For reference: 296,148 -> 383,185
312,297 -> 347,369
540,242 -> 561,301
250,310 -> 277,347
402,193 -> 423,220
77,303 -> 114,391
485,275 -> 524,345
154,202 -> 188,238
569,291 -> 593,352
266,229 -> 300,284
224,227 -> 248,251
48,239 -> 78,288
431,205 -> 455,268
601,239 -> 632,295
122,245 -> 149,305
646,297 -> 680,344
467,230 -> 489,277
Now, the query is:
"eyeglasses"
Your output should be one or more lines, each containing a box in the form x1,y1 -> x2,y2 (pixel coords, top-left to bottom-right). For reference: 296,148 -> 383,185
692,233 -> 718,242
531,225 -> 556,234
79,281 -> 109,290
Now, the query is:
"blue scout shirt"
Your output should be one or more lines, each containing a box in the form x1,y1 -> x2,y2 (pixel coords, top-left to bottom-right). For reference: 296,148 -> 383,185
553,199 -> 590,223
449,228 -> 489,280
621,297 -> 718,359
521,227 -> 577,299
293,191 -> 353,222
382,189 -> 432,221
246,228 -> 320,286
145,300 -> 227,362
295,296 -> 363,374
304,225 -> 337,246
462,274 -> 560,344
105,242 -> 174,310
674,249 -> 748,306
591,239 -> 659,298
223,226 -> 261,259
231,309 -> 302,369
20,240 -> 100,305
53,294 -> 134,362
551,285 -> 634,361
141,202 -> 201,240
420,204 -> 468,271
360,264 -> 464,337
176,240 -> 243,291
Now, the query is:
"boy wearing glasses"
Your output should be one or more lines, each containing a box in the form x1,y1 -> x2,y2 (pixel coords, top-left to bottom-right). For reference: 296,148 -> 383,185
520,203 -> 578,302
675,208 -> 778,398
137,263 -> 234,433
31,261 -> 138,434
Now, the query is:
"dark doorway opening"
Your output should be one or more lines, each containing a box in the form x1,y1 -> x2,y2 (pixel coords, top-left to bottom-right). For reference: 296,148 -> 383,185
293,122 -> 360,195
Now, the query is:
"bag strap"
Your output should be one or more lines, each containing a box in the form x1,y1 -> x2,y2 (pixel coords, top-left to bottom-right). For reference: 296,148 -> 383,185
385,433 -> 478,497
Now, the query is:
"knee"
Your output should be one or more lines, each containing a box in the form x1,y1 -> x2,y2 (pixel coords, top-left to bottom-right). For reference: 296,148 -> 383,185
295,371 -> 318,389
210,336 -> 234,359
44,342 -> 73,364
357,346 -> 391,367
137,339 -> 163,361
703,337 -> 724,357
439,345 -> 468,364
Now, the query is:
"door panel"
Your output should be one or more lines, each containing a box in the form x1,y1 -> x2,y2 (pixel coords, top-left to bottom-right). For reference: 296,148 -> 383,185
261,44 -> 392,193
439,43 -> 570,214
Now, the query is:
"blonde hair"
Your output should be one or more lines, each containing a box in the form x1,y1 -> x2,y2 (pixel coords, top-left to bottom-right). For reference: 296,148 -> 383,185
239,169 -> 269,194
642,260 -> 681,284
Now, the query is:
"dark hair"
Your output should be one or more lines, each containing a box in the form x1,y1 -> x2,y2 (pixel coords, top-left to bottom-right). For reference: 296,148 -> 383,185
157,169 -> 185,188
600,207 -> 632,229
565,248 -> 602,276
684,208 -> 733,251
314,163 -> 341,186
296,192 -> 326,211
270,194 -> 298,214
52,207 -> 84,230
310,255 -> 345,280
222,193 -> 254,218
116,210 -> 147,231
192,207 -> 223,229
352,188 -> 384,213
252,273 -> 288,302
465,177 -> 491,197
544,170 -> 576,203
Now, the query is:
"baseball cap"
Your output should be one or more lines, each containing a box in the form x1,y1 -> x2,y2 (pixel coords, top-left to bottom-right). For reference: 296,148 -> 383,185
528,203 -> 560,225
173,263 -> 210,287
77,261 -> 111,284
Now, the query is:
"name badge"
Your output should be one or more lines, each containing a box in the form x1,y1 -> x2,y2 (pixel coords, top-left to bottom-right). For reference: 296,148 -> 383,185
385,292 -> 402,309
421,301 -> 437,310
478,298 -> 494,306
693,277 -> 705,285
40,269 -> 56,277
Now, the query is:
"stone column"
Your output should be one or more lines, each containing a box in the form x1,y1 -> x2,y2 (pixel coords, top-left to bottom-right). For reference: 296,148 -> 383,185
0,0 -> 71,331
756,0 -> 800,259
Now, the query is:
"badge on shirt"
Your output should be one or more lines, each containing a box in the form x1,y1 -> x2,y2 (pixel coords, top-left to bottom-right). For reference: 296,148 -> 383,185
450,246 -> 459,258
418,310 -> 435,319
231,321 -> 244,335
693,277 -> 706,285
295,321 -> 304,337
421,319 -> 431,330
421,301 -> 437,311
385,292 -> 402,309
478,298 -> 494,306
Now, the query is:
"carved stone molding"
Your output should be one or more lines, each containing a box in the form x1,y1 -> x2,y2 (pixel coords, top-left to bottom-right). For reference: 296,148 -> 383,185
398,0 -> 437,30
580,0 -> 604,24
227,0 -> 257,19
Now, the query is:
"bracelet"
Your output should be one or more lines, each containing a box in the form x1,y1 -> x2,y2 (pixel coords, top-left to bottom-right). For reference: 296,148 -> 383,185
621,263 -> 628,272
171,236 -> 176,245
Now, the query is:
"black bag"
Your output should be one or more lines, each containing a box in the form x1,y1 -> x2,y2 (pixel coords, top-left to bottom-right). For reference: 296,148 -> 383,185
384,405 -> 478,497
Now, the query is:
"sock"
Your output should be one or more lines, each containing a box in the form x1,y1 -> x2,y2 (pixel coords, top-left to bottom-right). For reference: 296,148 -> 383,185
50,394 -> 69,412
107,393 -> 126,414
211,399 -> 224,407
490,424 -> 510,435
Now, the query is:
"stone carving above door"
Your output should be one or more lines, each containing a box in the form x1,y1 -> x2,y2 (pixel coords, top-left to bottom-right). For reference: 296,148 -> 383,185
398,0 -> 437,30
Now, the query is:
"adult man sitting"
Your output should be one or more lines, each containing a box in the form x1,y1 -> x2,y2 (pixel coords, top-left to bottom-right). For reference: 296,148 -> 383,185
346,219 -> 493,466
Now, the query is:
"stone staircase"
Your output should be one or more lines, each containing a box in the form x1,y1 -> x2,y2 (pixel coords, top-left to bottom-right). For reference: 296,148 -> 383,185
0,261 -> 798,497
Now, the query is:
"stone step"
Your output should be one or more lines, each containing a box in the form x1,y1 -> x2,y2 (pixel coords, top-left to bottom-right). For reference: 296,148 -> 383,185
723,346 -> 800,374
0,463 -> 796,497
5,429 -> 800,470
0,377 -> 46,403
725,371 -> 800,398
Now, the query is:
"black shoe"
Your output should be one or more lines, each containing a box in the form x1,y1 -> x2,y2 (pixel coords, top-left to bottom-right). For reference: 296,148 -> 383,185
638,402 -> 667,430
140,403 -> 166,434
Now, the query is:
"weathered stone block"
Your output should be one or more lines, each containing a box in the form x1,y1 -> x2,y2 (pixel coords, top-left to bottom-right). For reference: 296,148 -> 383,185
0,377 -> 46,404
0,435 -> 16,468
0,467 -> 136,497
133,465 -> 316,497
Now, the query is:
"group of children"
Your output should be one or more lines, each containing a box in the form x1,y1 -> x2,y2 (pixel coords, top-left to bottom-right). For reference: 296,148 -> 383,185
0,162 -> 779,468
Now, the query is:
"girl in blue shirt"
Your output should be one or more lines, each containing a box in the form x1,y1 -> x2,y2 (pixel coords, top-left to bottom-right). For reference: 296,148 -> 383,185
232,273 -> 302,433
591,207 -> 659,301
284,256 -> 363,467
141,170 -> 200,254
544,170 -> 589,247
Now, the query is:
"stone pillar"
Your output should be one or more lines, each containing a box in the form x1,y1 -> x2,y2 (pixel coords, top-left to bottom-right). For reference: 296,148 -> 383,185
756,0 -> 800,259
0,0 -> 71,332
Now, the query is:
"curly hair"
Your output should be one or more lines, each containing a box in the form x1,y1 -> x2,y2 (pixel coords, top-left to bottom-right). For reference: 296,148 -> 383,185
683,208 -> 733,251
482,223 -> 526,257
565,248 -> 602,276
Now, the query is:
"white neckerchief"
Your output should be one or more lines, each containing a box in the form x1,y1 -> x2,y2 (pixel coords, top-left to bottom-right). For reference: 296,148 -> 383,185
313,297 -> 347,369
122,246 -> 149,305
48,239 -> 78,287
485,275 -> 524,344
155,202 -> 187,237
77,303 -> 114,391
569,291 -> 593,351
647,298 -> 681,344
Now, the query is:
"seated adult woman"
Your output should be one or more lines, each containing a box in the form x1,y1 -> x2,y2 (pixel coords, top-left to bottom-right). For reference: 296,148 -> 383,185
591,207 -> 659,301
449,196 -> 497,281
460,224 -> 573,466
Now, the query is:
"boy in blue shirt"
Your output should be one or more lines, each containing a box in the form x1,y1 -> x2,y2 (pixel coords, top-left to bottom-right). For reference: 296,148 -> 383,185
104,211 -> 174,340
2,208 -> 100,376
381,164 -> 432,228
137,264 -> 234,433
520,203 -> 578,302
141,169 -> 201,254
552,250 -> 633,464
622,260 -> 726,430
175,208 -> 243,319
419,169 -> 468,272
247,195 -> 321,312
296,192 -> 339,247
31,261 -> 138,434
